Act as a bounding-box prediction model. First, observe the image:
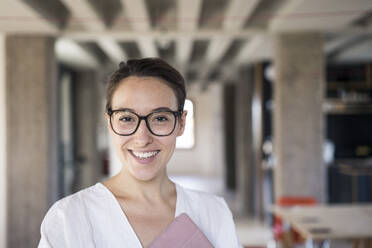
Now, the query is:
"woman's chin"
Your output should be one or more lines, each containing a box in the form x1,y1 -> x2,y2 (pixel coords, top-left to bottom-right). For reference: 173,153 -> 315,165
127,164 -> 164,182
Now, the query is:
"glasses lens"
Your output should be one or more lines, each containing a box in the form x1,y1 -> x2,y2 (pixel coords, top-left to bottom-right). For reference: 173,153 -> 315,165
111,111 -> 139,135
148,111 -> 176,136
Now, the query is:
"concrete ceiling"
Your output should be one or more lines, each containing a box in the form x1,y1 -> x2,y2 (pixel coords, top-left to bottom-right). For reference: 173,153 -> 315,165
1,0 -> 371,84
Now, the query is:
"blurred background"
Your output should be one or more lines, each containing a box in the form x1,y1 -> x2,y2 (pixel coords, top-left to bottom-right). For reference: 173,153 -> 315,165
0,0 -> 372,247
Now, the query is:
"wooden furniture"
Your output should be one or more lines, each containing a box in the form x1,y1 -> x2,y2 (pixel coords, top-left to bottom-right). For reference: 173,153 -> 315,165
272,204 -> 372,248
273,196 -> 317,245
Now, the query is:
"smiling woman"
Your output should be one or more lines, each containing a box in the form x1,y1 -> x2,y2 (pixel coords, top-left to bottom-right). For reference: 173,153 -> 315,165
38,58 -> 242,248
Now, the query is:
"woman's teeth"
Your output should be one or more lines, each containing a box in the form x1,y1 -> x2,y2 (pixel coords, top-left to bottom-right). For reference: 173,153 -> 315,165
132,151 -> 159,159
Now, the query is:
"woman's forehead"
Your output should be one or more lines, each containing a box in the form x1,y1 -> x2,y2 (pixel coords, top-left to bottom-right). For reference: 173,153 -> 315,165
111,76 -> 178,111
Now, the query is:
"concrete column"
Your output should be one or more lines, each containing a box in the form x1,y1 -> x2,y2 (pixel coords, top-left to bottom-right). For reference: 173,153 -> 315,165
235,67 -> 255,216
73,71 -> 100,191
0,34 -> 7,248
273,32 -> 325,202
2,35 -> 57,248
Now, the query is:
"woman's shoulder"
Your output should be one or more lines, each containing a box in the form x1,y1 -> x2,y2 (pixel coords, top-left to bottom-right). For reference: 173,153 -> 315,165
39,183 -> 109,247
176,183 -> 232,217
42,183 -> 107,224
50,184 -> 102,208
179,184 -> 224,202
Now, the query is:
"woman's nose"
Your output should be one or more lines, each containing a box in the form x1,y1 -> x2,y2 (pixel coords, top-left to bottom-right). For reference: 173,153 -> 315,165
133,119 -> 153,145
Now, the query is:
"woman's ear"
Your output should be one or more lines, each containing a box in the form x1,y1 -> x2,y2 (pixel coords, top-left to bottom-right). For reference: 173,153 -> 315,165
106,112 -> 112,132
177,110 -> 187,137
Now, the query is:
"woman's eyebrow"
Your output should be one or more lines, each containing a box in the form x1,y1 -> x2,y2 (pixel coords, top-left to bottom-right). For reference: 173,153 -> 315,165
151,107 -> 174,112
112,107 -> 175,112
113,107 -> 134,112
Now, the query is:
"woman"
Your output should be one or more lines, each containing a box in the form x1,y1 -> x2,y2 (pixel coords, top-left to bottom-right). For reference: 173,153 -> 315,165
39,58 -> 242,248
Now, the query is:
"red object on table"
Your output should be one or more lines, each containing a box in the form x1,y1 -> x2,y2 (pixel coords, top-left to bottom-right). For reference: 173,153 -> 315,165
273,196 -> 317,243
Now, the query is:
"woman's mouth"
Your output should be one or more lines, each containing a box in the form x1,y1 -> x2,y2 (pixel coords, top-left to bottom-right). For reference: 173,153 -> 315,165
129,150 -> 160,164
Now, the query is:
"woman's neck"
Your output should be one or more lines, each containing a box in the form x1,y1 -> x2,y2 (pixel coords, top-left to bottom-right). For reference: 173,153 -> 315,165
106,169 -> 175,204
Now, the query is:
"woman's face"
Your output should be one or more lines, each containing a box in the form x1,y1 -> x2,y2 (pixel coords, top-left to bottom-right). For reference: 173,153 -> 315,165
107,76 -> 186,182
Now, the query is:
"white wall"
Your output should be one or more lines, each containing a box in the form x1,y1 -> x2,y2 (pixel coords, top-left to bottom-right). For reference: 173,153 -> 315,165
0,33 -> 7,248
168,83 -> 225,177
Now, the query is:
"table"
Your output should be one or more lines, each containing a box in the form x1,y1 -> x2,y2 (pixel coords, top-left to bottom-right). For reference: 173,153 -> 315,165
272,204 -> 372,248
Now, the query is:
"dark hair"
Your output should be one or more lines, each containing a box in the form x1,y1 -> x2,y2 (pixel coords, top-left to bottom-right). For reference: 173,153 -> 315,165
106,58 -> 186,112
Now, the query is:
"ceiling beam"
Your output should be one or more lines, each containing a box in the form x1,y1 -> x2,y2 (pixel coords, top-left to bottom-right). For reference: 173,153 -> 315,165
55,38 -> 100,69
86,0 -> 122,27
60,0 -> 127,65
20,0 -> 69,29
120,0 -> 151,31
235,34 -> 272,64
325,33 -> 371,61
205,38 -> 232,63
60,0 -> 105,31
176,0 -> 202,65
178,0 -> 202,31
0,0 -> 57,33
97,38 -> 127,65
223,0 -> 261,30
62,28 -> 262,41
205,0 -> 261,62
177,38 -> 193,65
325,34 -> 360,54
333,35 -> 372,62
121,0 -> 158,57
202,0 -> 262,86
209,36 -> 273,83
137,37 -> 158,58
199,38 -> 231,85
269,0 -> 372,31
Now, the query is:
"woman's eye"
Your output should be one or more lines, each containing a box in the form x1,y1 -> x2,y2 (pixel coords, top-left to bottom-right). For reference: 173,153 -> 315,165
155,116 -> 169,122
119,116 -> 134,122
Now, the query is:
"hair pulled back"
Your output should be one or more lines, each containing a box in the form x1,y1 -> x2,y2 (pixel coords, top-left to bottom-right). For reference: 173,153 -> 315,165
106,58 -> 186,112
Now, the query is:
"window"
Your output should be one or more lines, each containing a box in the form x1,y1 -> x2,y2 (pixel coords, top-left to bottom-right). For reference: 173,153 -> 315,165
176,99 -> 195,149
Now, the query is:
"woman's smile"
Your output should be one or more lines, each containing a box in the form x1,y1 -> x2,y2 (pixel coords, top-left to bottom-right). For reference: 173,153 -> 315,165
128,149 -> 160,164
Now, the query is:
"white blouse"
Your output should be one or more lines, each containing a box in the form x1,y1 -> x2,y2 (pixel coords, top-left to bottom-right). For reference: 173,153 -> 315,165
38,182 -> 243,248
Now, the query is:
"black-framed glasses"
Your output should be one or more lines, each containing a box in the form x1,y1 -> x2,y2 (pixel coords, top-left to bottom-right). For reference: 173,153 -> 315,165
107,108 -> 183,136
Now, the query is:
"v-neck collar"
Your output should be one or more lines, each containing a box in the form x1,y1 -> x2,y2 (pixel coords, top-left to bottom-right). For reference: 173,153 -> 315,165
96,182 -> 182,248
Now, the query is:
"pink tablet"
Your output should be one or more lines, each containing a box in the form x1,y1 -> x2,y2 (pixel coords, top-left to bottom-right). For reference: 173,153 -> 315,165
148,213 -> 214,248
